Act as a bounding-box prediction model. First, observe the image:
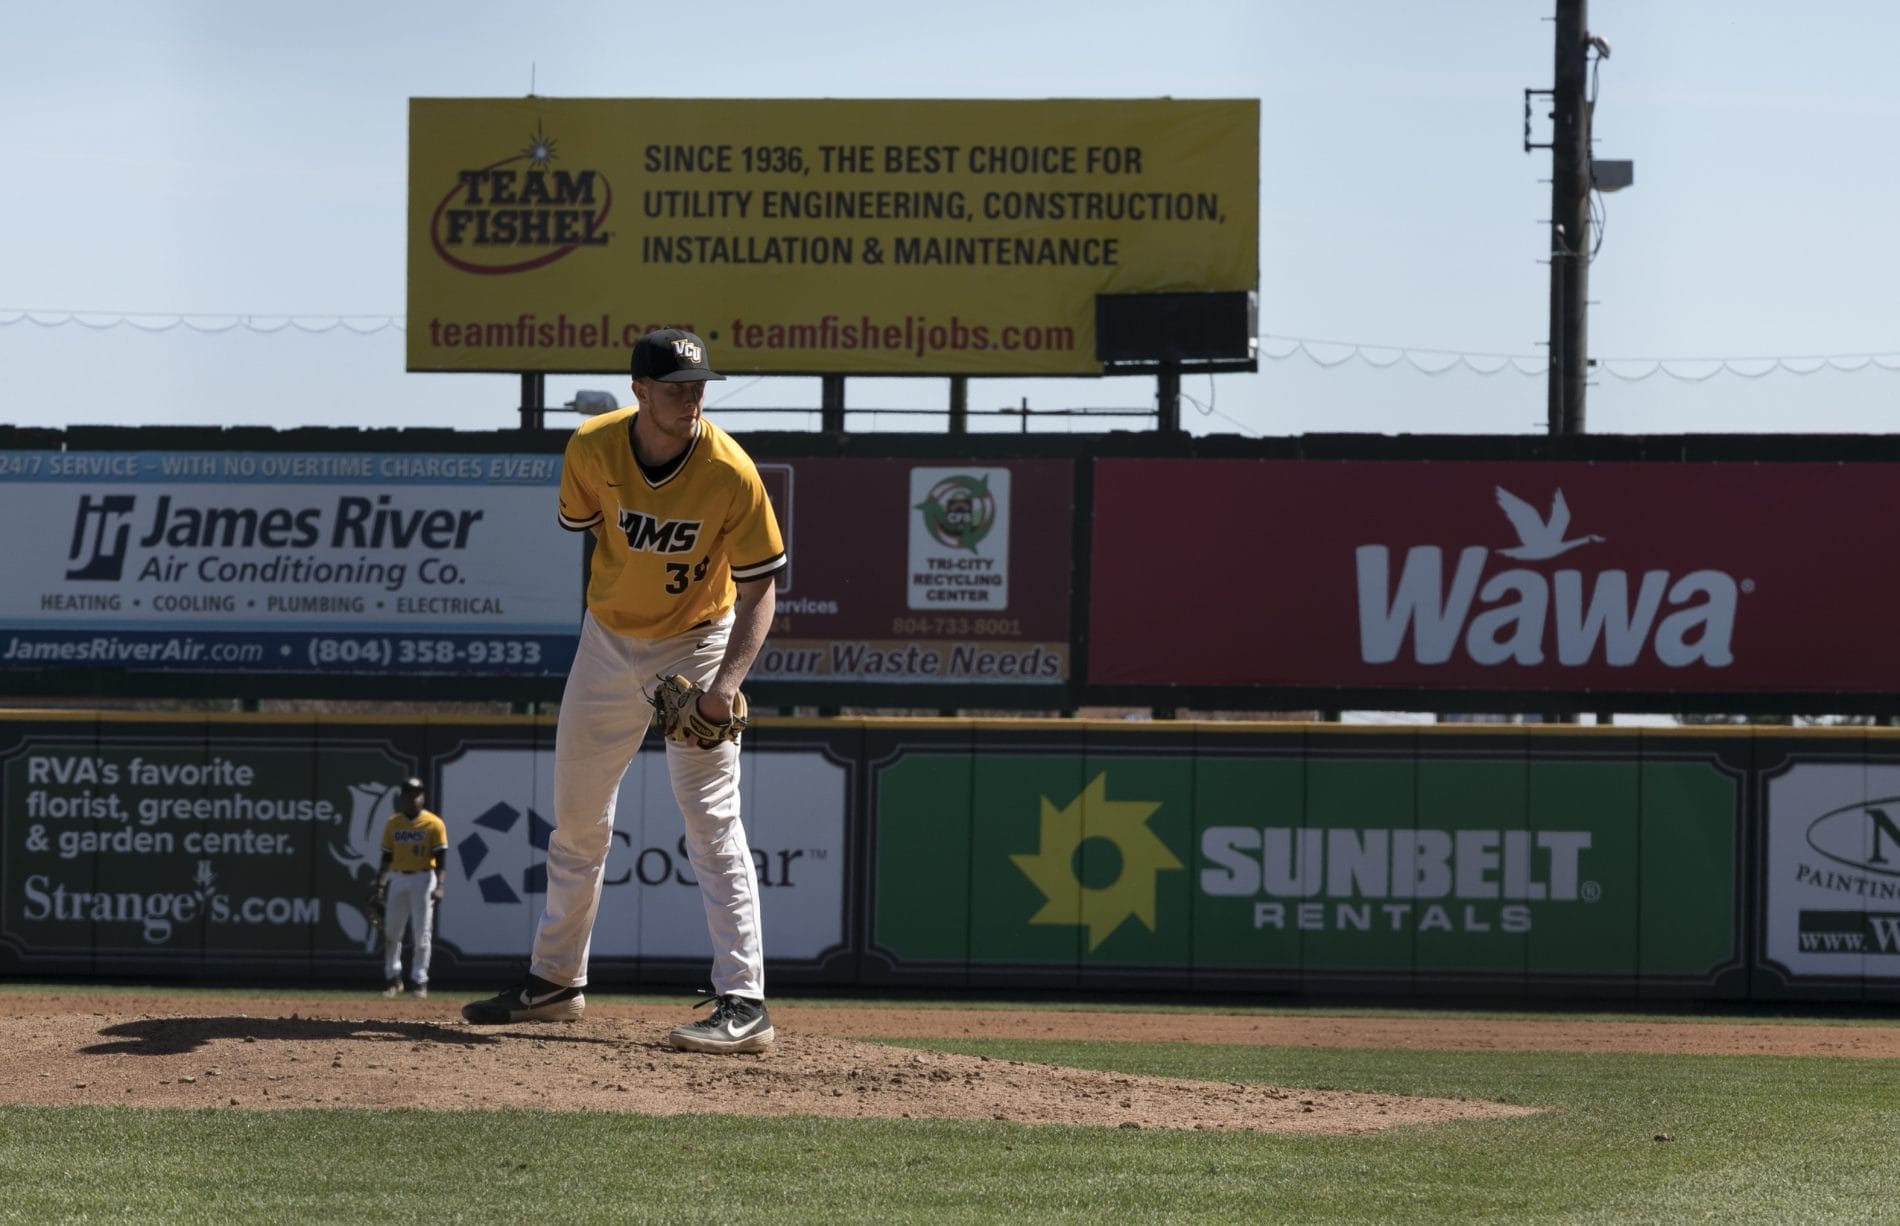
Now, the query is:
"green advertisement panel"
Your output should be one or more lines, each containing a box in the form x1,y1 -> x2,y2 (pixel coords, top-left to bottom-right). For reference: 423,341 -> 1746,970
3,732 -> 407,960
872,747 -> 1741,986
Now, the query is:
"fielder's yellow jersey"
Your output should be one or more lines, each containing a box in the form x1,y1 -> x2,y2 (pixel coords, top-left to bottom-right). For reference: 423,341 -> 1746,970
381,810 -> 448,873
559,411 -> 786,639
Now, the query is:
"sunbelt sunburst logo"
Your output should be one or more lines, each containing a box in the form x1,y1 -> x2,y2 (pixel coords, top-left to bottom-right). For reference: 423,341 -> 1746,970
871,757 -> 1189,963
1011,773 -> 1183,950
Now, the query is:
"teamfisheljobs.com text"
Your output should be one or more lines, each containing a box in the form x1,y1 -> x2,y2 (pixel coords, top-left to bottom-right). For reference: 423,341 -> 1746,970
425,312 -> 1077,359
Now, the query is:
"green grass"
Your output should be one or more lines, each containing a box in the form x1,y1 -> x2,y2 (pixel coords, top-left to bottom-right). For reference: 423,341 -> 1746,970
3,1020 -> 1898,1223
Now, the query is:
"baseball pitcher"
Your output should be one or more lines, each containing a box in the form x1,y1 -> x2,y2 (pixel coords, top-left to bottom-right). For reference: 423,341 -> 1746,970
464,329 -> 784,1054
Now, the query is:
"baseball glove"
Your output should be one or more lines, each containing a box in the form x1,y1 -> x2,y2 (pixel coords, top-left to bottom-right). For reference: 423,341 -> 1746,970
365,879 -> 387,933
650,673 -> 748,749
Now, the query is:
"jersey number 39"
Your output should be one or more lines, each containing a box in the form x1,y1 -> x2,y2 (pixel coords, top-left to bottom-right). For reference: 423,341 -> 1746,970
665,557 -> 711,593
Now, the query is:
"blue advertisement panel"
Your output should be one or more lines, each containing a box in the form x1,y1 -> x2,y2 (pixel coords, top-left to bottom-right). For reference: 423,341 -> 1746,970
0,450 -> 579,676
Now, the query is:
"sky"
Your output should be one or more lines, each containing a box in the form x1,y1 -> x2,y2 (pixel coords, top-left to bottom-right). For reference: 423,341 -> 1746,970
6,0 -> 1900,438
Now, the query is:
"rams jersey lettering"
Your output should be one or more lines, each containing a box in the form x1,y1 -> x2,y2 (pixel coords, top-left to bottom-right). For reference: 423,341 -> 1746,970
559,410 -> 787,639
381,809 -> 448,874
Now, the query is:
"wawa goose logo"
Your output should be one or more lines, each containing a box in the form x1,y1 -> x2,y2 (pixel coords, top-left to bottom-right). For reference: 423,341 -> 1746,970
1356,485 -> 1744,669
429,124 -> 613,275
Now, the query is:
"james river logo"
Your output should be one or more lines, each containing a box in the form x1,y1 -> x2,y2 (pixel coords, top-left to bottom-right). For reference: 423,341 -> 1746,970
430,124 -> 613,275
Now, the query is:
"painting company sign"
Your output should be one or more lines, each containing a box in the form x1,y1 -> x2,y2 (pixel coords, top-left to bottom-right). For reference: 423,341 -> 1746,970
1764,762 -> 1900,983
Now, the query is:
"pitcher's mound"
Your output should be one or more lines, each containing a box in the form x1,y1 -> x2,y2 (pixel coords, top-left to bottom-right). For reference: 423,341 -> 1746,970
0,997 -> 1537,1133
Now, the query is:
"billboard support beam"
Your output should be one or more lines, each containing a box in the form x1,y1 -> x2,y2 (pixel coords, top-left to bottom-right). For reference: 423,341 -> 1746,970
518,372 -> 546,431
1158,363 -> 1182,433
821,375 -> 846,433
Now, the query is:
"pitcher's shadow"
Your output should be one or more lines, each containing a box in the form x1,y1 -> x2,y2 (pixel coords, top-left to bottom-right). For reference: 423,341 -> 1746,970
80,1015 -> 628,1056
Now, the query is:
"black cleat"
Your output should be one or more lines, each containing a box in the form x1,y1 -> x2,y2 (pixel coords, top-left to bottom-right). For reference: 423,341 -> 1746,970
461,974 -> 585,1024
669,994 -> 774,1053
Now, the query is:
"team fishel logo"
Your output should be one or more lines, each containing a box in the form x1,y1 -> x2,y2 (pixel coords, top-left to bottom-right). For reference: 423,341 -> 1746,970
617,508 -> 701,554
428,124 -> 612,275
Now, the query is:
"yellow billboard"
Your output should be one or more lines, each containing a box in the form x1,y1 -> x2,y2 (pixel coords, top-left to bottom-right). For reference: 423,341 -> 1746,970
406,98 -> 1257,376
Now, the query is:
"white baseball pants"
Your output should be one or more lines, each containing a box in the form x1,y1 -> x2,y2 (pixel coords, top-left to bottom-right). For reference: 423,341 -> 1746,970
531,609 -> 764,998
381,871 -> 436,986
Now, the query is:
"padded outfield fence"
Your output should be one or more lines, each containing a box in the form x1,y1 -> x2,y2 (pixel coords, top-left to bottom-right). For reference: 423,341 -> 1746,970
3,711 -> 1895,1004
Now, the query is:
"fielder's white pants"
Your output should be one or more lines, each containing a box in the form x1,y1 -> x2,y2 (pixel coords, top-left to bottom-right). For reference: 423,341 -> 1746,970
381,871 -> 436,985
531,609 -> 764,998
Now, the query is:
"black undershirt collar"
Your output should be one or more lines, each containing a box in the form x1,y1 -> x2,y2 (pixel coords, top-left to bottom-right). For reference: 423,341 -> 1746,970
628,415 -> 696,485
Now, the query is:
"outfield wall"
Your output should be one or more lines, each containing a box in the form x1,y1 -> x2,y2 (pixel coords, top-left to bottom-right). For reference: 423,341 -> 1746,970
2,712 -> 1893,1003
18,427 -> 1900,717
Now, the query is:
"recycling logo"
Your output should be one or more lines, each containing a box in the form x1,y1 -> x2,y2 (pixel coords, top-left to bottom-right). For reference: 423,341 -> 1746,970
913,474 -> 997,553
1010,773 -> 1183,951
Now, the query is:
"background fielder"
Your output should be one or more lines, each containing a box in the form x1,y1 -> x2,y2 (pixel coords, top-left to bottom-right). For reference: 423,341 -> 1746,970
464,328 -> 785,1053
377,776 -> 447,998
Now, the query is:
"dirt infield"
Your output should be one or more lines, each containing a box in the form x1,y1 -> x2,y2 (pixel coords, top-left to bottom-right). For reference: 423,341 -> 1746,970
1,992 -> 1892,1133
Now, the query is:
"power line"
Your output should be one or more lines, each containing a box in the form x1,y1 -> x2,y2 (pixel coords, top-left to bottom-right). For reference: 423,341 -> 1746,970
8,309 -> 1900,384
0,309 -> 403,334
1259,334 -> 1900,381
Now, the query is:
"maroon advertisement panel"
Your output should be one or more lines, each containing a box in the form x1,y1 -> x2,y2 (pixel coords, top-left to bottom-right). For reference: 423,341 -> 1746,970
751,458 -> 1072,684
1090,460 -> 1900,693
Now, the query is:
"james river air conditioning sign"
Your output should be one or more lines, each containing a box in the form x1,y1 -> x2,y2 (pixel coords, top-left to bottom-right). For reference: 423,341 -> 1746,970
0,449 -> 577,676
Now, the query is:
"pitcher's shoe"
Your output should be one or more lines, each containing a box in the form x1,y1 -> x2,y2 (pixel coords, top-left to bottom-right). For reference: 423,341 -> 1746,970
461,974 -> 585,1024
669,994 -> 774,1053
381,979 -> 403,999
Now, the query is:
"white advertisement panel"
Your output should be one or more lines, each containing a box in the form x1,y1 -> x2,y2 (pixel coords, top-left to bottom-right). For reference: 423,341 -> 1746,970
435,745 -> 848,965
906,467 -> 1011,612
1763,762 -> 1900,980
0,449 -> 578,676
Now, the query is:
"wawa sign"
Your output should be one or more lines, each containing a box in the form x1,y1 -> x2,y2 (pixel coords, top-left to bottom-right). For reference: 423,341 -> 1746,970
1088,460 -> 1900,694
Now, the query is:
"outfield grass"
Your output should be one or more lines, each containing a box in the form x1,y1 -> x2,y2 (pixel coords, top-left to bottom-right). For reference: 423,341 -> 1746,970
3,1016 -> 1896,1223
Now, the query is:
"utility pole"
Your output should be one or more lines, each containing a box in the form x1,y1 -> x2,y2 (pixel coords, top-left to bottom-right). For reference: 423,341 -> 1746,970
1546,0 -> 1591,435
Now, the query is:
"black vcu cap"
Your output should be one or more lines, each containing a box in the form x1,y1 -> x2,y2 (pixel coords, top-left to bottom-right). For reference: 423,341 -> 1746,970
631,328 -> 725,382
399,777 -> 425,794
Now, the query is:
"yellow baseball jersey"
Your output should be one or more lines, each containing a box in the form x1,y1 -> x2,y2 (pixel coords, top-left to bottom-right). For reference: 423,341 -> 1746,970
381,809 -> 448,874
558,411 -> 786,639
